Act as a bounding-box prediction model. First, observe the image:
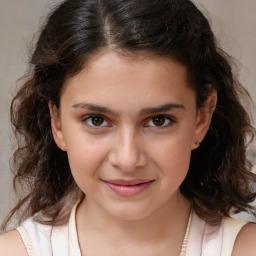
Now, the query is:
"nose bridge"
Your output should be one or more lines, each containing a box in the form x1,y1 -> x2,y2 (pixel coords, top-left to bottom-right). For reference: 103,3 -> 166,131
110,125 -> 146,171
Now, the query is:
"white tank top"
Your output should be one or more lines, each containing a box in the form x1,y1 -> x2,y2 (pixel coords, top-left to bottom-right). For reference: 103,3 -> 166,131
16,203 -> 247,256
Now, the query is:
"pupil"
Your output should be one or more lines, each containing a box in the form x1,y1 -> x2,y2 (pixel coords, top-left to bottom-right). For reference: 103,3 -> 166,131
92,116 -> 103,126
153,116 -> 165,126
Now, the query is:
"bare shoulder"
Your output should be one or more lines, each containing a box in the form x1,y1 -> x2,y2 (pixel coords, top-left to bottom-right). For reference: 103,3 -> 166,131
0,230 -> 27,256
232,222 -> 256,256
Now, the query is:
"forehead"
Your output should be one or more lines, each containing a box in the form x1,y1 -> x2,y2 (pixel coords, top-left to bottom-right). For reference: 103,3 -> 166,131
61,51 -> 196,113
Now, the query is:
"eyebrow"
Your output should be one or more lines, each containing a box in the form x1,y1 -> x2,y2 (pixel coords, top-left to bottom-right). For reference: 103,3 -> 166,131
72,103 -> 117,115
72,102 -> 185,116
140,103 -> 185,115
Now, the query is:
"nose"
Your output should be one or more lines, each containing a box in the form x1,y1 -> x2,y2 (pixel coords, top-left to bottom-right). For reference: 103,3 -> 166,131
108,128 -> 147,172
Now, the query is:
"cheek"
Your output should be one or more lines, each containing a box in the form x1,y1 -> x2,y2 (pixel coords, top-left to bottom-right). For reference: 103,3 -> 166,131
64,135 -> 109,183
149,129 -> 193,180
155,141 -> 191,171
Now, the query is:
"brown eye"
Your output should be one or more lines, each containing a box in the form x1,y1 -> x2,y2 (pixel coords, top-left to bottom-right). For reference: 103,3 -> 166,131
152,116 -> 166,126
91,116 -> 104,126
145,115 -> 175,128
84,115 -> 109,127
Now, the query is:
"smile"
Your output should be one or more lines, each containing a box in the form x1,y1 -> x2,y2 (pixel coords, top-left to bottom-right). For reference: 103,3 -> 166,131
103,179 -> 154,197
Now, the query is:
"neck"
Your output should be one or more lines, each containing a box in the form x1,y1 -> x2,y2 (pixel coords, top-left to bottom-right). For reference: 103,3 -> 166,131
76,192 -> 191,245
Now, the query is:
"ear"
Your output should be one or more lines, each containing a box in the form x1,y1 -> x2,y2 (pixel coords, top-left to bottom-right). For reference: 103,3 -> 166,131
192,90 -> 217,150
48,102 -> 67,151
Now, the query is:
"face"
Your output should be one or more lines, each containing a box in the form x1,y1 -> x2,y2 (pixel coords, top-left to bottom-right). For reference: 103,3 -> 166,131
50,51 -> 215,221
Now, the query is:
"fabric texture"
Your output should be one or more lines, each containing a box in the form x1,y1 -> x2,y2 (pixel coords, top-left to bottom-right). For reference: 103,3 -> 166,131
16,226 -> 36,256
16,204 -> 247,256
221,217 -> 247,256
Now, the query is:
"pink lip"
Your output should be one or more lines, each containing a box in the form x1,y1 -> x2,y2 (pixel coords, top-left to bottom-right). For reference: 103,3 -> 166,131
103,179 -> 154,197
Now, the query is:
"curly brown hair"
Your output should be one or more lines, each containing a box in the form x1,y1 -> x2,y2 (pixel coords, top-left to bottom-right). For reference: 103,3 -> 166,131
2,0 -> 256,229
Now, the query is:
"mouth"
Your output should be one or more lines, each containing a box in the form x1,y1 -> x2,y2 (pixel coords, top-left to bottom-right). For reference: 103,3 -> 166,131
103,179 -> 154,197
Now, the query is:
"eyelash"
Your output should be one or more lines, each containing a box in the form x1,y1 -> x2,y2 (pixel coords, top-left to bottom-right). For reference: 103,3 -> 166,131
81,114 -> 176,129
82,114 -> 111,128
144,114 -> 176,129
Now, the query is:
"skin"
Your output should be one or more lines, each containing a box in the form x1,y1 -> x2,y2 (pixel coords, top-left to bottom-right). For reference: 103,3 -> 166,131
56,52 -> 205,221
50,51 -> 216,255
0,51 -> 255,255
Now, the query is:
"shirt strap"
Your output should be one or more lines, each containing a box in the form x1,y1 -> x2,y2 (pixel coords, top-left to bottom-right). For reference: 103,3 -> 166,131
221,217 -> 247,256
16,226 -> 36,256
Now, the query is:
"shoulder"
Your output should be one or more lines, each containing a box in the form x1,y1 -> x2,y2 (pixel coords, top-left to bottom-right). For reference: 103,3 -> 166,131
0,230 -> 27,256
232,222 -> 256,255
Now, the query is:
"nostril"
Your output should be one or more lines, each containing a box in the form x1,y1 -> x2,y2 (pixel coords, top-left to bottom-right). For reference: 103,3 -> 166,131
108,149 -> 147,172
107,133 -> 147,171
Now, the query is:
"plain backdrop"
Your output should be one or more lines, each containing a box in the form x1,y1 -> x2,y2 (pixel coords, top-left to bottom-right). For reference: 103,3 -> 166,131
0,0 -> 255,227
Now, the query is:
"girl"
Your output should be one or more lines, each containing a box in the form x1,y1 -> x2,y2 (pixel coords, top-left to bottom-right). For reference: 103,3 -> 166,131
0,0 -> 256,255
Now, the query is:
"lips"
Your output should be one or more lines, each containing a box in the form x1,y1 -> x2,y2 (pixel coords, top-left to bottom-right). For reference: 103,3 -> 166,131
103,179 -> 154,197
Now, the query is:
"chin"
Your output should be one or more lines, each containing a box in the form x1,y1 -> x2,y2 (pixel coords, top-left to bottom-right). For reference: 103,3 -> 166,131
106,203 -> 155,221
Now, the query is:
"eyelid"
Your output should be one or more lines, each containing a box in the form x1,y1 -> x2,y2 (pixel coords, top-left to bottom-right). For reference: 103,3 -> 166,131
144,114 -> 177,128
81,114 -> 112,128
80,113 -> 176,129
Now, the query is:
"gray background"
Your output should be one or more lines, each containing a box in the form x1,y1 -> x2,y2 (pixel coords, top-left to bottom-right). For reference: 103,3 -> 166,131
0,0 -> 256,227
